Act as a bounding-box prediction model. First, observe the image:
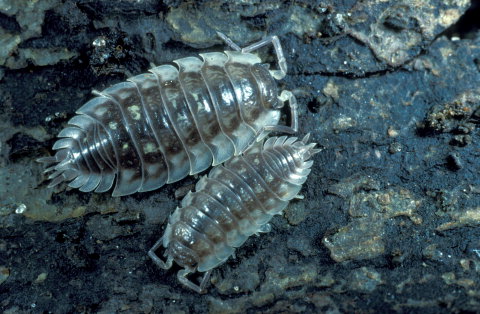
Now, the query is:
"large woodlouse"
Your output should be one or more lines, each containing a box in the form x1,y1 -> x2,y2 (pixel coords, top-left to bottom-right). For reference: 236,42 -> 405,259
38,33 -> 298,196
148,135 -> 318,293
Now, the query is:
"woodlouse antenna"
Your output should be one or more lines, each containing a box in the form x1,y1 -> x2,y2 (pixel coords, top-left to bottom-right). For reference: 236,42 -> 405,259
216,31 -> 287,80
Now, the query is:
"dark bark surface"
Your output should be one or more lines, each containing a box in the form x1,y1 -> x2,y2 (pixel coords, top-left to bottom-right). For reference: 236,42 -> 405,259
1,0 -> 480,312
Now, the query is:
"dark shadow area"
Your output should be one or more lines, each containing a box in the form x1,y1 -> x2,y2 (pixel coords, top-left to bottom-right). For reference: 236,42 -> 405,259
444,0 -> 480,38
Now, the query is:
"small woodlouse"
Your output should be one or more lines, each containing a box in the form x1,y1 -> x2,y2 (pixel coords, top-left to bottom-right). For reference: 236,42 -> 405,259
148,135 -> 319,293
38,33 -> 298,196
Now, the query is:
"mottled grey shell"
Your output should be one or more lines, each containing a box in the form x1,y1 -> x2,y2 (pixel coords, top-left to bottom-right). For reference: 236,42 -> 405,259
160,135 -> 317,275
39,51 -> 284,196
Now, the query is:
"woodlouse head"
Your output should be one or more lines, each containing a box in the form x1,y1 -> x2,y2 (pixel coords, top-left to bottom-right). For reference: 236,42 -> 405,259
251,63 -> 281,111
166,241 -> 198,269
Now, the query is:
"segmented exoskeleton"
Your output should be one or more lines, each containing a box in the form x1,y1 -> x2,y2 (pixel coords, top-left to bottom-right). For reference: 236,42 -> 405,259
38,33 -> 298,196
148,135 -> 319,293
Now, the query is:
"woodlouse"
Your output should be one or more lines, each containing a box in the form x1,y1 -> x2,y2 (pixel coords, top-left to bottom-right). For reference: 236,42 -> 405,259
148,135 -> 318,293
38,33 -> 298,196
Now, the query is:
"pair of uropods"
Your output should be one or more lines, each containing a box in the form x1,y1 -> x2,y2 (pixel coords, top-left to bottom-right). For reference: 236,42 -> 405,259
39,33 -> 319,293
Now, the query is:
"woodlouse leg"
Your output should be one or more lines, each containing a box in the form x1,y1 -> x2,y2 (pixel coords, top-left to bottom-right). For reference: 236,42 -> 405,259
177,269 -> 212,294
255,223 -> 272,235
148,237 -> 173,270
263,90 -> 298,134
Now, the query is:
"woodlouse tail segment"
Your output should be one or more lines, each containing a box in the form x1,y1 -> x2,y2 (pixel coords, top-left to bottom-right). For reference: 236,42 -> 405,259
38,114 -> 118,193
297,133 -> 321,162
37,153 -> 79,188
264,134 -> 319,178
148,236 -> 173,270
